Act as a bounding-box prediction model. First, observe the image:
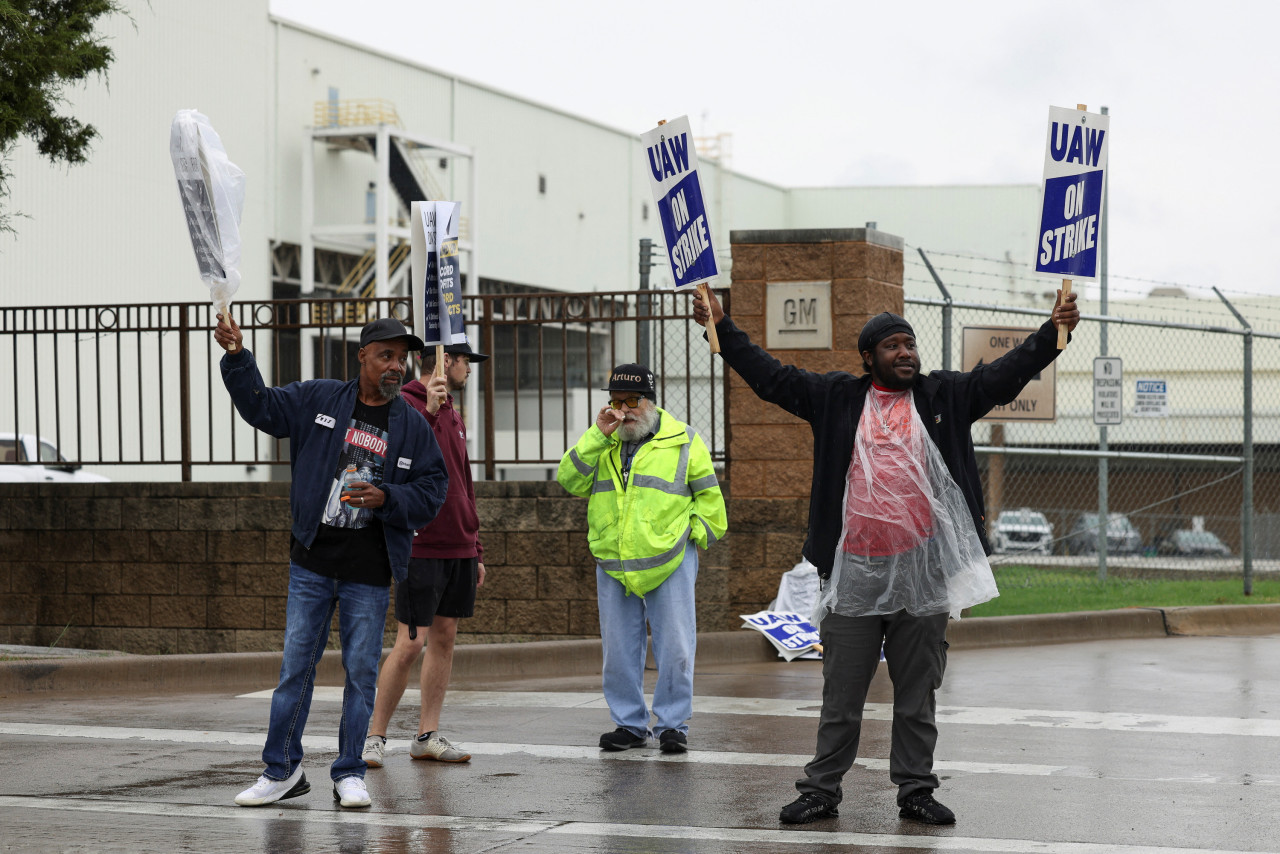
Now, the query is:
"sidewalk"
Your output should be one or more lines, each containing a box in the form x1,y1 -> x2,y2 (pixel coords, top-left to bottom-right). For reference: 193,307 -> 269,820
4,603 -> 1280,697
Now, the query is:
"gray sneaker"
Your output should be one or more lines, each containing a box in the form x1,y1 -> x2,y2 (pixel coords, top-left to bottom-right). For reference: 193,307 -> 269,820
362,735 -> 385,769
410,733 -> 471,763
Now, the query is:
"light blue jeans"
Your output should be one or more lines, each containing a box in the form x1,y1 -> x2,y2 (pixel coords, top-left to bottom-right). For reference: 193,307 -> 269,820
260,564 -> 389,783
596,544 -> 699,737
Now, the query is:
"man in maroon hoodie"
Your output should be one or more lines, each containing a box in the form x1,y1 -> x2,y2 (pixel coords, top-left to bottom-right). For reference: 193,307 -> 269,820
361,341 -> 488,766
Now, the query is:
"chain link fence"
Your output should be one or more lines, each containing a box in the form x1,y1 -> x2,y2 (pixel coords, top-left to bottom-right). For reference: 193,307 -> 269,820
905,246 -> 1280,605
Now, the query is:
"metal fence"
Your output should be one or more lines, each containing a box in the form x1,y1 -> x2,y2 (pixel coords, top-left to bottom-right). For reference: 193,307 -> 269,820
906,246 -> 1280,596
0,290 -> 727,483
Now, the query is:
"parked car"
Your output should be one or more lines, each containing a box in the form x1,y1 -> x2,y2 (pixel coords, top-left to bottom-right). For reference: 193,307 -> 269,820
1156,530 -> 1231,557
1064,512 -> 1143,555
991,508 -> 1053,555
0,433 -> 109,483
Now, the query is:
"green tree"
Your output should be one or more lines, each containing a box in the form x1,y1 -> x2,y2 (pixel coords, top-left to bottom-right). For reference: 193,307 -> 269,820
0,0 -> 123,233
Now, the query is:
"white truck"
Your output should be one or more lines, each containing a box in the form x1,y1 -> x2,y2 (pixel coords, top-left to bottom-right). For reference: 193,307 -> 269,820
0,433 -> 110,483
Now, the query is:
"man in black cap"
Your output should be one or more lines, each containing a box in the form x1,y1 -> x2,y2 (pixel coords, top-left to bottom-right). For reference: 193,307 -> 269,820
215,314 -> 449,810
363,339 -> 490,767
557,363 -> 727,753
693,288 -> 1079,826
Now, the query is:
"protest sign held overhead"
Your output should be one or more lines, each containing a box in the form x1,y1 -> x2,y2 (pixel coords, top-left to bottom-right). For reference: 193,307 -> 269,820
1035,105 -> 1109,281
412,201 -> 468,373
642,116 -> 719,288
170,110 -> 245,350
641,115 -> 721,352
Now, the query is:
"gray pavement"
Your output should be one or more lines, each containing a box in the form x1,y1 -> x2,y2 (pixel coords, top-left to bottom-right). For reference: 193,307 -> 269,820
2,609 -> 1280,853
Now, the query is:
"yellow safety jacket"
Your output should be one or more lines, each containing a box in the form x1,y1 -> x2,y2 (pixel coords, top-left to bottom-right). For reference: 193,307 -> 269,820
557,409 -> 727,596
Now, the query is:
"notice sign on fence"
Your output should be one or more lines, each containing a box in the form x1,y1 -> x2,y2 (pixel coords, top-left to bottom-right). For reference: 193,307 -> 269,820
962,326 -> 1057,422
1094,357 -> 1123,425
640,116 -> 719,289
1132,378 -> 1170,417
1035,106 -> 1109,281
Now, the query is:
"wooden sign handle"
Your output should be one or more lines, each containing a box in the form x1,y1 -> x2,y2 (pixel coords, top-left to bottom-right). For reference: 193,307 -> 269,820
697,283 -> 720,354
435,344 -> 445,378
1056,102 -> 1088,351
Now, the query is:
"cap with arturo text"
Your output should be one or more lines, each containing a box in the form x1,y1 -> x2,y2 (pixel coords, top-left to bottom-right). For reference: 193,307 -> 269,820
602,363 -> 656,397
360,317 -> 426,351
443,340 -> 489,362
857,312 -> 915,353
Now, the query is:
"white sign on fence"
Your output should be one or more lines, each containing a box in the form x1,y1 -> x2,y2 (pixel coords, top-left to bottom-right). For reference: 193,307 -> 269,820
1093,357 -> 1123,425
1132,378 -> 1170,418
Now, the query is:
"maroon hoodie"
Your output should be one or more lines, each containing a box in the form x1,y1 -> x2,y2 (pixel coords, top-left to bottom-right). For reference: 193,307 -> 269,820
401,380 -> 483,561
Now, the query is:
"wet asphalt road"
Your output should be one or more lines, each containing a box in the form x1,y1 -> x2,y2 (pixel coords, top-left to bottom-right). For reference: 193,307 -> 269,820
2,632 -> 1279,853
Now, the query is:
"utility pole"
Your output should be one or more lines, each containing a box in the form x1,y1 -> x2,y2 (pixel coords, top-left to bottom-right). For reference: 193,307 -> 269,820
638,238 -> 659,366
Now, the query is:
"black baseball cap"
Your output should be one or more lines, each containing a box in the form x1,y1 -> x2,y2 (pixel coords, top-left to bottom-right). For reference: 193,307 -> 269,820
443,340 -> 489,362
602,363 -> 656,397
360,317 -> 425,351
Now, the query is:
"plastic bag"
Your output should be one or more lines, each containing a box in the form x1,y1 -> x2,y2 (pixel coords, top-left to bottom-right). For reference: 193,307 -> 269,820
170,110 -> 245,322
813,387 -> 999,622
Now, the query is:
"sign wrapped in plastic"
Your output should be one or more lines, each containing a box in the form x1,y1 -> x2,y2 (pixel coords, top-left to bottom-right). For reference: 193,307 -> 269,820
411,201 -> 468,352
170,110 -> 245,348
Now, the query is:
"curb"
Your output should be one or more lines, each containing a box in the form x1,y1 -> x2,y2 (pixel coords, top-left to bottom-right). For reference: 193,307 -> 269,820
3,605 -> 1278,696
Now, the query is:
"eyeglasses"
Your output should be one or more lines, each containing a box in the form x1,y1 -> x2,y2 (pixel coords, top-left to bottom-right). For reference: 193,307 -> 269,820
608,396 -> 644,410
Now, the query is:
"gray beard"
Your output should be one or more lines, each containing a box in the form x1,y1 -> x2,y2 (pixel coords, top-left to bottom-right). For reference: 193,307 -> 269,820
616,406 -> 659,442
377,373 -> 403,401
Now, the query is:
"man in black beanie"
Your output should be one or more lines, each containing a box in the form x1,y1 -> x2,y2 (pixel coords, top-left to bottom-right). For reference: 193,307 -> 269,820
693,288 -> 1079,826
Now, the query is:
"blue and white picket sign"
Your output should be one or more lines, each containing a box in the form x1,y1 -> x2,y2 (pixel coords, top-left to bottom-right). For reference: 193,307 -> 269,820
641,116 -> 719,289
411,201 -> 468,348
740,611 -> 822,662
1035,106 -> 1109,281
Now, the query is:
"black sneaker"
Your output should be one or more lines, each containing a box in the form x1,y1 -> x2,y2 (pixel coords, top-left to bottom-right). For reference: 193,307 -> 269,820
599,728 -> 646,751
779,792 -> 839,824
658,729 -> 687,753
898,790 -> 956,825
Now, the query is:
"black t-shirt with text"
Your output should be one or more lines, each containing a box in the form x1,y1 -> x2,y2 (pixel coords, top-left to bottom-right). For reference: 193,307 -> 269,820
291,398 -> 393,586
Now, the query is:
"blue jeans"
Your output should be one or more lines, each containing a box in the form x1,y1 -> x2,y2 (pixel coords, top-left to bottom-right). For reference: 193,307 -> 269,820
596,544 -> 698,737
261,564 -> 389,782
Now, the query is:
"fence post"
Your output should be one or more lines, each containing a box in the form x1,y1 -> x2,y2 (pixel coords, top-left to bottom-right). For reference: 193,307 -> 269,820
638,238 -> 656,367
179,303 -> 193,482
916,248 -> 953,371
1215,287 -> 1253,594
482,295 -> 496,480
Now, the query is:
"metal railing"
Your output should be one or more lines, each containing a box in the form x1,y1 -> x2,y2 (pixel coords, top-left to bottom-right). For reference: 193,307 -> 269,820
0,291 -> 728,482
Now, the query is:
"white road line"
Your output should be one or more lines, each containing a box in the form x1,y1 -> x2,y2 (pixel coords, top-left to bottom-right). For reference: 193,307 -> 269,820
0,795 -> 1271,854
237,688 -> 1280,738
2,722 -> 1277,786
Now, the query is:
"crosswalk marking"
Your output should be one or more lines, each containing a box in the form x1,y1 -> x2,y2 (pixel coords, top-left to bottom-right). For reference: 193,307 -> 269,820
236,688 -> 1280,738
1,722 -> 1276,787
0,796 -> 1272,854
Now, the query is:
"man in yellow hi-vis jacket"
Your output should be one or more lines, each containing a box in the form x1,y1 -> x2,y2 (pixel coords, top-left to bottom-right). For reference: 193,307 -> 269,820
558,363 -> 727,754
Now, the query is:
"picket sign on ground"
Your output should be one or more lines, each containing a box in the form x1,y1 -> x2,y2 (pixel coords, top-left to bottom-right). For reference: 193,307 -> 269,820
640,116 -> 721,353
740,611 -> 822,662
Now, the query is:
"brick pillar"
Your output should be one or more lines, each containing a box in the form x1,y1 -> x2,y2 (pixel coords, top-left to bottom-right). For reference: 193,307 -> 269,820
724,228 -> 903,609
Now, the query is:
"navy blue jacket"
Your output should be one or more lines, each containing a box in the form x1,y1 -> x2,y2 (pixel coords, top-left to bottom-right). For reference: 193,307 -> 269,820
221,348 -> 449,584
715,315 -> 1067,578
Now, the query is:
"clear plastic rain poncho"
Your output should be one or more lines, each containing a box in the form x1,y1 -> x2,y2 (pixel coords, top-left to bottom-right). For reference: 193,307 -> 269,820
812,387 -> 999,624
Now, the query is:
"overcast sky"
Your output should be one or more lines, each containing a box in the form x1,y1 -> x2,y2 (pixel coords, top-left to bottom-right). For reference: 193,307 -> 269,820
270,0 -> 1280,300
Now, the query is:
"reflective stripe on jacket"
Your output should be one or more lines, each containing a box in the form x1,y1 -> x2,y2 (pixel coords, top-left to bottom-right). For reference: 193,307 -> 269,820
557,408 -> 726,597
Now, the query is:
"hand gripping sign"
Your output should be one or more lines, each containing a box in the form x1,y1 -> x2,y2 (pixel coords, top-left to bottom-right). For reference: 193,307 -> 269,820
1035,104 -> 1109,349
411,201 -> 468,375
640,116 -> 721,353
170,110 -> 246,351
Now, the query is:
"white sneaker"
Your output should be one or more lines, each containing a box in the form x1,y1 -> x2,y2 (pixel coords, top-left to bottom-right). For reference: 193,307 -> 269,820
333,775 -> 371,808
234,765 -> 310,806
410,733 -> 471,762
362,735 -> 386,768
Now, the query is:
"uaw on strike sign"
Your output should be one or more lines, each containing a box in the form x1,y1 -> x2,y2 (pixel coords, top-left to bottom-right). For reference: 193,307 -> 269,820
1035,106 -> 1109,280
641,116 -> 719,288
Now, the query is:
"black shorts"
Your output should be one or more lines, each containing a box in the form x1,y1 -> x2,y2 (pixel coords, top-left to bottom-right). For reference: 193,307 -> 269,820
394,557 -> 478,627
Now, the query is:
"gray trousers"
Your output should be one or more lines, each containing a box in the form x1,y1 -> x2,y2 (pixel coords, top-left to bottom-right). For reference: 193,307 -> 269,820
796,610 -> 949,805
